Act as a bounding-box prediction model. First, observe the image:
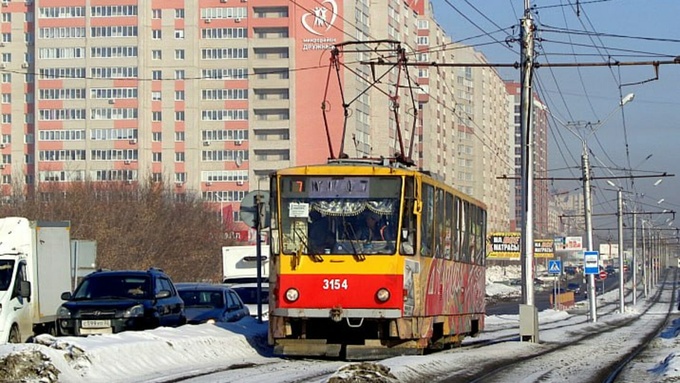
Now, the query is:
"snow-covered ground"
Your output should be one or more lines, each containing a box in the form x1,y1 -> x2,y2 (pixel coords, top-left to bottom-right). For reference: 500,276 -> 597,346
1,265 -> 678,382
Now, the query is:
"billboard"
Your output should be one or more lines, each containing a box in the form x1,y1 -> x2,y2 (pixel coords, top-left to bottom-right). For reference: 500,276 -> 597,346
599,243 -> 619,260
487,232 -> 521,259
534,239 -> 554,259
554,236 -> 583,251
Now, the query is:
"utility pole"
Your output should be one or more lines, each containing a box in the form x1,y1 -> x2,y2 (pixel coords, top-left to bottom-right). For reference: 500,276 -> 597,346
617,189 -> 624,313
582,144 -> 597,322
641,220 -> 648,297
518,0 -> 539,343
632,211 -> 637,305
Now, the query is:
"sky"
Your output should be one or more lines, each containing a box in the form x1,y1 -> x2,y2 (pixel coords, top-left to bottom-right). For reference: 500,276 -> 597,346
1,265 -> 678,383
428,0 -> 680,246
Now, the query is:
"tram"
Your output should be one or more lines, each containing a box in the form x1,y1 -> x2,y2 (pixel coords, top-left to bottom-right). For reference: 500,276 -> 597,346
267,158 -> 487,359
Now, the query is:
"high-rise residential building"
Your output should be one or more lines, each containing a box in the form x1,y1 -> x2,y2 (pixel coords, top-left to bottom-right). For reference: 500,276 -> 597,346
1,0 -> 512,234
506,81 -> 549,237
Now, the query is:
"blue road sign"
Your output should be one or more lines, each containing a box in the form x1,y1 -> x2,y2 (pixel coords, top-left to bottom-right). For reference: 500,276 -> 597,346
584,251 -> 600,274
548,260 -> 562,274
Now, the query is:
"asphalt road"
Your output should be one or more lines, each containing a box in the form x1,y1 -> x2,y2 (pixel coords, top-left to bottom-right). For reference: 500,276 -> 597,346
486,273 -> 623,316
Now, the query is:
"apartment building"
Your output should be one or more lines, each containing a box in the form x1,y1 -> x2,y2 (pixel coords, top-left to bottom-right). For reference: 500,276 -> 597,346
1,0 -> 513,233
505,81 -> 550,237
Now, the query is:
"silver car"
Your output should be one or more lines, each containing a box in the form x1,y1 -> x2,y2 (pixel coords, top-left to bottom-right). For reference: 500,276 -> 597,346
229,282 -> 269,320
176,283 -> 250,324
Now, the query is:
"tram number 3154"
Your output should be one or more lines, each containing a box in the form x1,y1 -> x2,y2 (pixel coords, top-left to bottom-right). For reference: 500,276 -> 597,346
323,279 -> 349,290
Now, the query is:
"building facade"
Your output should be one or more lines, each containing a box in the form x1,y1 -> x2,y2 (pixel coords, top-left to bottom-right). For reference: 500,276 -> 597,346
505,81 -> 549,237
1,0 -> 512,234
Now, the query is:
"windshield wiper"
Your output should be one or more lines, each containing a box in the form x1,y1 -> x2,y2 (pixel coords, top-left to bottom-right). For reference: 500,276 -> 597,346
342,221 -> 365,262
293,226 -> 324,263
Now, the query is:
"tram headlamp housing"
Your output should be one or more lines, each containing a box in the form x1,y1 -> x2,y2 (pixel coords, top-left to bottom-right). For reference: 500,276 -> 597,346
285,288 -> 299,302
376,288 -> 390,302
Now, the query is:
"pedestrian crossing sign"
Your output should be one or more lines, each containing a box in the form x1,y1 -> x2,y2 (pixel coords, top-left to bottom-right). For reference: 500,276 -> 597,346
548,260 -> 562,274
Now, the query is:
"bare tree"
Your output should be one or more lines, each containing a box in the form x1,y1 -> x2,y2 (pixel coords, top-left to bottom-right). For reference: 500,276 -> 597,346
0,180 -> 244,282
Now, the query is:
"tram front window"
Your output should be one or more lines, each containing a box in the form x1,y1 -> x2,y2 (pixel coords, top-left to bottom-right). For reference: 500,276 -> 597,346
279,176 -> 401,255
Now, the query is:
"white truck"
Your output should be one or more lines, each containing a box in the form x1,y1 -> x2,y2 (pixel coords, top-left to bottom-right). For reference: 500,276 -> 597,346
222,245 -> 269,284
0,217 -> 72,343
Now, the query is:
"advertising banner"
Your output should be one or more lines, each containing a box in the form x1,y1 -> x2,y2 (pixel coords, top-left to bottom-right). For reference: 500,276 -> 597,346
554,236 -> 582,251
534,239 -> 554,259
487,232 -> 520,259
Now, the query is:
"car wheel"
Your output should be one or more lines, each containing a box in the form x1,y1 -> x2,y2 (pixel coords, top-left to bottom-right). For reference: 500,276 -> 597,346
8,325 -> 20,343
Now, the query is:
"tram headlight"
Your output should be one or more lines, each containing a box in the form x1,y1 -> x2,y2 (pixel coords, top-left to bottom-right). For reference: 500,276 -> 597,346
376,288 -> 390,302
285,288 -> 299,302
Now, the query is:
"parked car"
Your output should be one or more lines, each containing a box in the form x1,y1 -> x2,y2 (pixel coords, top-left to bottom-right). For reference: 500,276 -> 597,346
230,282 -> 269,320
176,283 -> 250,324
57,268 -> 186,336
566,282 -> 582,295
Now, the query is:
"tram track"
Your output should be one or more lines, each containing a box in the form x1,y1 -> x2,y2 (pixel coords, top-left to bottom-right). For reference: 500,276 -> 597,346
151,272 -> 676,383
441,269 -> 677,383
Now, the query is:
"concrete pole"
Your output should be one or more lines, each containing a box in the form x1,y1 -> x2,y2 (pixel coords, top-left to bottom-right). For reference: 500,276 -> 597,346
582,144 -> 597,322
519,4 -> 535,308
617,189 -> 624,313
641,221 -> 648,297
632,211 -> 637,305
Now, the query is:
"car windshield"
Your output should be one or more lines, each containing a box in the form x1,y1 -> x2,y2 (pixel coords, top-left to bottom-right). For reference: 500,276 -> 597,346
179,290 -> 224,308
73,275 -> 152,300
232,286 -> 268,305
0,260 -> 14,291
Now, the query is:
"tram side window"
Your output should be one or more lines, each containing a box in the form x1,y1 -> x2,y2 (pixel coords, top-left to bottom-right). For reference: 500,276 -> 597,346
460,201 -> 471,263
434,188 -> 445,259
444,192 -> 453,260
453,196 -> 461,261
400,177 -> 416,255
420,183 -> 434,257
474,209 -> 487,265
468,205 -> 481,264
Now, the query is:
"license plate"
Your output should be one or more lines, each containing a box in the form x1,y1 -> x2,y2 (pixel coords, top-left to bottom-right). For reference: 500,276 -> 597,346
82,319 -> 111,328
80,327 -> 113,335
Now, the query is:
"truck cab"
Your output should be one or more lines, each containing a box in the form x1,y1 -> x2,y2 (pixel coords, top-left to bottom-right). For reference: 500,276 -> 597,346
0,217 -> 72,344
0,258 -> 32,343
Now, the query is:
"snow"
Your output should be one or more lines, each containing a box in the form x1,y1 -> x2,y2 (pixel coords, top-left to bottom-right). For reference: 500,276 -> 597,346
1,266 -> 679,383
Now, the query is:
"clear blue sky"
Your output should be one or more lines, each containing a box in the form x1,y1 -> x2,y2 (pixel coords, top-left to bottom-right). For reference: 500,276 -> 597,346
430,0 -> 680,245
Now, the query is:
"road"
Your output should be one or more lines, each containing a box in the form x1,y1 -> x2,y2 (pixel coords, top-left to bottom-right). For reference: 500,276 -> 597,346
486,272 -> 624,316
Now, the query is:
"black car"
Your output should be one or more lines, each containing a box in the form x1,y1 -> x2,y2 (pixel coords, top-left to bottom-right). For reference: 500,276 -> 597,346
57,268 -> 186,336
176,283 -> 250,324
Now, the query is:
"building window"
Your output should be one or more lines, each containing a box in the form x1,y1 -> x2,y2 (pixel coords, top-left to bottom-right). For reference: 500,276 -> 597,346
152,30 -> 161,39
152,152 -> 161,162
174,90 -> 185,101
152,111 -> 162,121
152,91 -> 161,101
175,131 -> 185,141
175,111 -> 185,121
152,70 -> 162,80
152,9 -> 161,19
174,70 -> 184,80
175,152 -> 185,162
174,30 -> 184,39
152,50 -> 162,60
174,49 -> 185,60
175,9 -> 184,19
152,132 -> 162,141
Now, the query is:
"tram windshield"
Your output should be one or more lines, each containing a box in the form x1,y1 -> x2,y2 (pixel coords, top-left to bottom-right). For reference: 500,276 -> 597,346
279,176 -> 402,255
